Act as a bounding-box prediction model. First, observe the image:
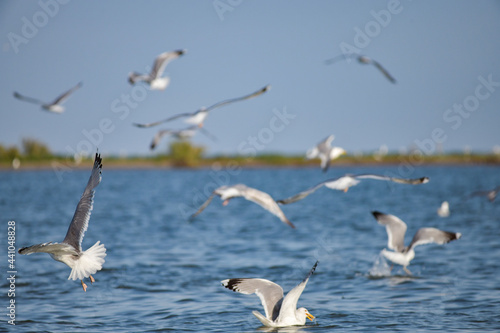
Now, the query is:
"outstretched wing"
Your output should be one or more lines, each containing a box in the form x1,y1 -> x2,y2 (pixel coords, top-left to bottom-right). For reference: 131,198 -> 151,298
408,228 -> 461,251
13,91 -> 45,106
205,85 -> 270,112
62,153 -> 102,252
355,174 -> 429,185
51,82 -> 83,105
371,60 -> 396,83
241,187 -> 295,228
276,181 -> 327,205
278,261 -> 318,321
372,211 -> 407,252
150,49 -> 185,79
189,193 -> 216,221
150,129 -> 176,150
222,278 -> 284,321
18,242 -> 77,256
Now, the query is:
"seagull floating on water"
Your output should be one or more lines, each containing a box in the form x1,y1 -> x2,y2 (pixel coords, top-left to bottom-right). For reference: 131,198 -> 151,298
133,85 -> 270,128
277,174 -> 429,205
221,261 -> 318,327
372,211 -> 461,275
437,201 -> 450,217
306,135 -> 346,172
18,153 -> 106,291
128,49 -> 186,90
190,184 -> 295,228
325,53 -> 396,83
13,82 -> 82,113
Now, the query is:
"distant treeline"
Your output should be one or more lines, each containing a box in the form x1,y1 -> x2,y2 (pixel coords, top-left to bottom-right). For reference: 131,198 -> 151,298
0,138 -> 52,160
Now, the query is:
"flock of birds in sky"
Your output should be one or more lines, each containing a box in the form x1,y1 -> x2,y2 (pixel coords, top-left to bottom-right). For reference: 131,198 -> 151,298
13,49 -> 499,327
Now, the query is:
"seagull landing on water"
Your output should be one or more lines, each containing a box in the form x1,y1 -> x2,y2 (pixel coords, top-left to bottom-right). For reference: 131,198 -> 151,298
133,85 -> 270,128
221,261 -> 318,327
277,174 -> 429,205
13,82 -> 82,113
372,211 -> 461,275
189,184 -> 295,228
128,49 -> 186,90
18,153 -> 106,291
306,135 -> 346,172
325,53 -> 396,83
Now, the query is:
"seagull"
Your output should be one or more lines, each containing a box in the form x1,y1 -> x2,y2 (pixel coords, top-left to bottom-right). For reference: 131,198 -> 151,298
128,49 -> 186,90
469,186 -> 500,202
221,261 -> 317,327
149,125 -> 216,150
372,211 -> 461,275
189,184 -> 295,228
18,153 -> 106,291
325,53 -> 396,83
306,135 -> 346,172
277,174 -> 429,205
133,85 -> 270,128
13,82 -> 82,113
437,201 -> 450,217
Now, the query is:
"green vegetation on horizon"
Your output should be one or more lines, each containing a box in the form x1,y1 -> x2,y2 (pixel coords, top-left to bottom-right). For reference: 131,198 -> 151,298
1,139 -> 499,169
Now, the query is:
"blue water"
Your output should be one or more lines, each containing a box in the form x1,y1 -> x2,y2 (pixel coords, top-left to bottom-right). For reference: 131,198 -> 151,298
1,165 -> 500,332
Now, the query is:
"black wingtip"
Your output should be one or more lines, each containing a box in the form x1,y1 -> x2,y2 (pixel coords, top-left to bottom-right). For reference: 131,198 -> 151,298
18,247 -> 27,254
371,211 -> 384,218
420,177 -> 430,183
94,152 -> 102,169
223,278 -> 243,292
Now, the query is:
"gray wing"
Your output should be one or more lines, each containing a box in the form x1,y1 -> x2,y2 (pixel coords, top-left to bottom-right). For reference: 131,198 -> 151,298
13,92 -> 45,106
51,82 -> 82,105
198,126 -> 218,142
278,261 -> 318,321
150,129 -> 175,150
324,54 -> 353,65
371,60 -> 396,83
18,242 -> 77,256
189,193 -> 216,221
276,181 -> 329,205
355,174 -> 429,185
62,153 -> 102,251
316,135 -> 334,153
150,49 -> 185,79
205,85 -> 270,112
372,211 -> 407,252
222,278 -> 284,321
408,228 -> 462,251
133,110 -> 200,128
241,187 -> 295,228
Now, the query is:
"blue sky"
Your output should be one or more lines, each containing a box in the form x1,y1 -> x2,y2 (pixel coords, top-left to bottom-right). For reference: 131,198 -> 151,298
1,1 -> 500,157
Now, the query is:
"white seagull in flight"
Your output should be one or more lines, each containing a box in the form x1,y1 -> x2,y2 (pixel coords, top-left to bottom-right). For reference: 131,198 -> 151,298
306,135 -> 346,172
18,153 -> 106,291
128,49 -> 186,90
325,53 -> 396,83
133,85 -> 270,128
189,184 -> 295,228
149,125 -> 216,150
277,174 -> 429,205
221,261 -> 318,327
13,82 -> 82,113
372,211 -> 461,275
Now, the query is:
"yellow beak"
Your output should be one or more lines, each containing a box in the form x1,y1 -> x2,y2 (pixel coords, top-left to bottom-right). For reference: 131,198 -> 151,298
306,311 -> 315,321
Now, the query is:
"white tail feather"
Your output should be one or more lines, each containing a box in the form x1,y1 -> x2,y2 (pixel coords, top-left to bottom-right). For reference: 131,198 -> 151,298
68,241 -> 106,281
